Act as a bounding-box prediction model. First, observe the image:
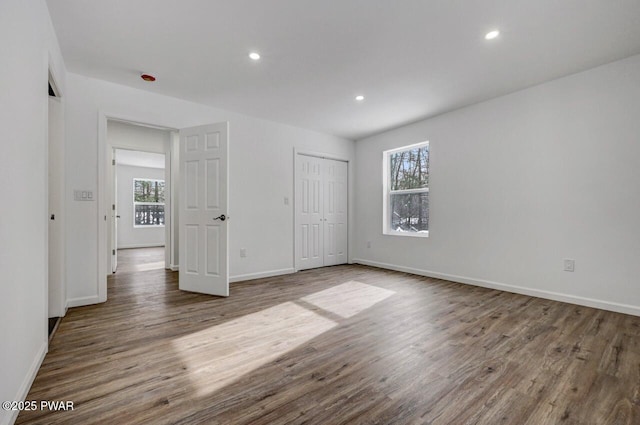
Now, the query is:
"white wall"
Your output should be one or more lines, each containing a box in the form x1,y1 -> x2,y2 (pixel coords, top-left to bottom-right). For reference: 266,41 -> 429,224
116,165 -> 166,248
0,1 -> 67,424
108,120 -> 170,154
355,54 -> 640,315
65,73 -> 355,305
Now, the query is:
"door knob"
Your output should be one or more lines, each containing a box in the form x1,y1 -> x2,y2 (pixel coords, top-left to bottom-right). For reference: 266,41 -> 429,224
213,214 -> 227,221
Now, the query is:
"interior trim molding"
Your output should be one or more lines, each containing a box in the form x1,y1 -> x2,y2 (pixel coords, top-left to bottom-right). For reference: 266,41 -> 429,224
5,341 -> 47,425
230,268 -> 295,283
117,243 -> 166,249
66,268 -> 298,306
169,264 -> 179,271
66,295 -> 101,308
353,258 -> 640,317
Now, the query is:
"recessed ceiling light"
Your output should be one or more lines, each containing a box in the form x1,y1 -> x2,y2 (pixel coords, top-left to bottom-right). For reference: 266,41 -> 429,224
249,52 -> 261,60
355,95 -> 365,101
485,30 -> 500,40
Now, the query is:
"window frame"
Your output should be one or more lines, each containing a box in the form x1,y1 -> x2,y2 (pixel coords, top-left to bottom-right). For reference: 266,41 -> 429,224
382,141 -> 430,238
132,178 -> 166,228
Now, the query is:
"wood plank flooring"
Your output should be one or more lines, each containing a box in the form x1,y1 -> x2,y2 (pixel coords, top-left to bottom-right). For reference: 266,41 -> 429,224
17,265 -> 640,424
115,246 -> 165,274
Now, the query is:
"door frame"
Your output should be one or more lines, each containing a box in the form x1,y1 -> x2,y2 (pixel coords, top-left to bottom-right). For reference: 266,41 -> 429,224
97,111 -> 178,303
111,146 -> 169,271
293,149 -> 351,272
46,65 -> 66,321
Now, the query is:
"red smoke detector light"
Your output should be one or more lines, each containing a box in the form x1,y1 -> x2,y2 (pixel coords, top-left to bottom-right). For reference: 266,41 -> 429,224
141,74 -> 156,82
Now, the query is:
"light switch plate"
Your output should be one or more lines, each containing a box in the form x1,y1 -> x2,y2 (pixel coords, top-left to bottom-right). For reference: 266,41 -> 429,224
74,190 -> 95,201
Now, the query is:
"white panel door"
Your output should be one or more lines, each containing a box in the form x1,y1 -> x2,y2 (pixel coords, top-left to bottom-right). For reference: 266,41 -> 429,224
323,159 -> 348,266
179,122 -> 229,296
48,97 -> 66,318
296,155 -> 324,270
111,149 -> 118,273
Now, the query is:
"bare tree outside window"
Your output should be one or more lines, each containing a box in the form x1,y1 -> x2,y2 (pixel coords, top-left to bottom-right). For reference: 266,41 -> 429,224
385,142 -> 429,235
133,179 -> 165,226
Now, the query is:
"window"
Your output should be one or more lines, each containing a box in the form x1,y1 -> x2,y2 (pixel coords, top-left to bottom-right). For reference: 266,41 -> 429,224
133,179 -> 165,226
383,142 -> 429,236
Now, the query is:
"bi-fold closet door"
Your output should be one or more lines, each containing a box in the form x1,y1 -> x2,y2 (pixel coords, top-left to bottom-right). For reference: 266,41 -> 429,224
296,154 -> 348,271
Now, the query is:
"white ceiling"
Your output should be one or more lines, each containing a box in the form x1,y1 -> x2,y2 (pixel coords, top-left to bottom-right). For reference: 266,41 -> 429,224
116,149 -> 165,169
47,0 -> 640,140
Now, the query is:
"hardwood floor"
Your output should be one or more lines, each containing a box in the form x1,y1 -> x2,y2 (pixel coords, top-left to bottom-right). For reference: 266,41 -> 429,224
18,265 -> 640,424
115,246 -> 165,273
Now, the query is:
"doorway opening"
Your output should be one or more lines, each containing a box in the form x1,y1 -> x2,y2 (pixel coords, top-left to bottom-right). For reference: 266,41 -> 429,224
106,120 -> 177,278
113,149 -> 167,273
48,69 -> 65,339
98,116 -> 231,302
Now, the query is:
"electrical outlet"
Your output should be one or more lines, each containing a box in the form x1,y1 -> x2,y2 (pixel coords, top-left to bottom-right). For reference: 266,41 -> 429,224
240,248 -> 247,258
367,241 -> 371,249
563,259 -> 575,272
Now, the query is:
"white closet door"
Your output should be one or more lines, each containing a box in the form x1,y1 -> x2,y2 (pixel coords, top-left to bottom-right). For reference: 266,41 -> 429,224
323,159 -> 348,266
296,155 -> 324,270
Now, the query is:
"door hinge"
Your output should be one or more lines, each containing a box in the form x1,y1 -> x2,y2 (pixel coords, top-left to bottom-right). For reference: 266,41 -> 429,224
112,204 -> 116,210
112,249 -> 115,255
112,159 -> 116,166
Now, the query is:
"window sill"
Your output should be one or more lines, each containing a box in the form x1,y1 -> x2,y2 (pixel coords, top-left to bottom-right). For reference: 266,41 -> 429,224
383,230 -> 429,238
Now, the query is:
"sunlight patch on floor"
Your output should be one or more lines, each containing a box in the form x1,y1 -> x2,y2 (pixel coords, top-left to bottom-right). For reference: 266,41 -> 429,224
171,301 -> 336,396
301,280 -> 396,318
129,261 -> 165,272
172,280 -> 396,396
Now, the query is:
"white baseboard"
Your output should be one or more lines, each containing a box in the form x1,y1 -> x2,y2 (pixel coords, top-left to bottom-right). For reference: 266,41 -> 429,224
230,268 -> 295,283
3,341 -> 47,425
64,269 -> 294,308
66,295 -> 102,308
353,258 -> 640,317
169,264 -> 179,271
117,243 -> 165,249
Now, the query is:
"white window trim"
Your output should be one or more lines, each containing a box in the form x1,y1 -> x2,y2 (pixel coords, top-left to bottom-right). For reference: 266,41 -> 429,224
383,141 -> 430,238
389,188 -> 429,195
133,178 -> 166,228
